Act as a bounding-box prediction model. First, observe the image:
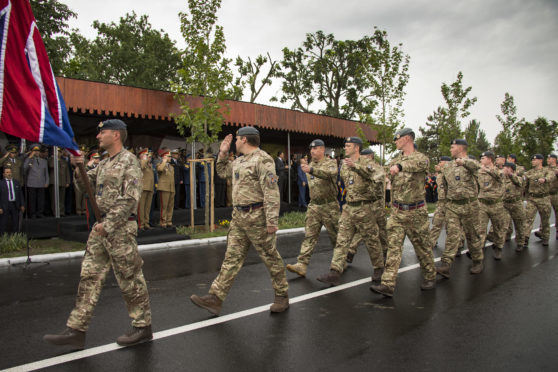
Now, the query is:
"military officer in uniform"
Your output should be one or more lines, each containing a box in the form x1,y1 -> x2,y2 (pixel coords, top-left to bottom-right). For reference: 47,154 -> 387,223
523,154 -> 554,248
429,156 -> 452,249
44,119 -> 152,349
546,154 -> 558,239
286,139 -> 340,277
156,149 -> 175,228
436,139 -> 484,279
371,128 -> 436,297
0,144 -> 23,185
316,137 -> 384,286
502,162 -> 526,251
138,149 -> 154,230
190,127 -> 289,316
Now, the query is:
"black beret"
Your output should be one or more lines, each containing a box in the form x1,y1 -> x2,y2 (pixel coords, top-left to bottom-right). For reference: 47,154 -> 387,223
236,126 -> 259,136
344,137 -> 363,145
507,154 -> 517,160
440,156 -> 452,161
393,128 -> 415,141
503,162 -> 516,170
98,119 -> 127,132
548,154 -> 557,159
532,154 -> 544,160
481,151 -> 495,159
468,155 -> 476,160
309,139 -> 325,148
451,139 -> 468,146
360,148 -> 374,155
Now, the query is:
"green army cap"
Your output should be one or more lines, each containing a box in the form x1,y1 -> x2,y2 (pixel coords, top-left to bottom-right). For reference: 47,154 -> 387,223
6,144 -> 17,153
360,148 -> 374,155
97,119 -> 127,132
393,128 -> 415,141
309,139 -> 325,148
236,126 -> 259,136
344,137 -> 363,145
30,144 -> 41,151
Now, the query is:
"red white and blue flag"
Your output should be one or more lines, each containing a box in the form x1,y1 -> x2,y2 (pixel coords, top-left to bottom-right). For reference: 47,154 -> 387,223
0,0 -> 78,155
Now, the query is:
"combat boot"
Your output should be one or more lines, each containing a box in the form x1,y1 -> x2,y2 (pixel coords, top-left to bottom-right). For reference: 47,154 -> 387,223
370,283 -> 394,297
286,262 -> 307,277
493,247 -> 502,260
470,260 -> 484,274
190,294 -> 222,316
436,261 -> 451,279
116,325 -> 153,346
420,279 -> 436,291
346,252 -> 355,263
270,295 -> 289,313
43,327 -> 85,349
371,268 -> 384,283
316,269 -> 341,286
534,230 -> 543,240
455,247 -> 462,257
542,240 -> 549,247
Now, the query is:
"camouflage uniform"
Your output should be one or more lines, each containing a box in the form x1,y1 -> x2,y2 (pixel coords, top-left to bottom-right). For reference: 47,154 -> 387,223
329,156 -> 384,272
296,157 -> 340,265
440,158 -> 484,264
502,170 -> 526,247
477,166 -> 507,249
380,151 -> 436,289
209,149 -> 288,301
548,164 -> 558,234
67,150 -> 151,332
524,167 -> 554,243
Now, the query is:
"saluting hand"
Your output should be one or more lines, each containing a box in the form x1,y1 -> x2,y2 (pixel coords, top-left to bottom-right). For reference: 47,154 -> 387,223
71,154 -> 84,166
220,134 -> 233,156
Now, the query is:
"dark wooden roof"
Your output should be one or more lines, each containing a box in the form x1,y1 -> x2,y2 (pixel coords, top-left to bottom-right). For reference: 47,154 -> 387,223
56,77 -> 378,143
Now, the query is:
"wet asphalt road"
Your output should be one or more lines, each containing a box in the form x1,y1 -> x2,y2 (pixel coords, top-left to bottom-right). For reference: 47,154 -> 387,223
1,215 -> 557,371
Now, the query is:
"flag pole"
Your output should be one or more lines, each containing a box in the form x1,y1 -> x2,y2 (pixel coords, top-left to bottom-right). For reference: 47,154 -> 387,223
77,163 -> 102,222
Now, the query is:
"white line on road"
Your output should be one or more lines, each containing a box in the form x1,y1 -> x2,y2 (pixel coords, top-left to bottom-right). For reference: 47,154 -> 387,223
3,224 -> 555,372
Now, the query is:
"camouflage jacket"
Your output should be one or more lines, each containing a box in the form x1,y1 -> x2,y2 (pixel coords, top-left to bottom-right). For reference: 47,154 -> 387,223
441,158 -> 480,200
477,166 -> 504,200
217,149 -> 280,227
547,165 -> 558,193
503,172 -> 523,199
436,172 -> 447,201
340,156 -> 377,202
308,157 -> 338,201
516,165 -> 526,177
75,149 -> 142,235
388,150 -> 429,203
370,162 -> 386,201
524,167 -> 554,195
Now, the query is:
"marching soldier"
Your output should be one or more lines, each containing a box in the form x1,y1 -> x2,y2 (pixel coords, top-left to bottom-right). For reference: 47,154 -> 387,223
429,156 -> 452,249
316,137 -> 384,286
371,128 -> 436,297
156,149 -> 175,228
495,154 -> 506,169
138,149 -> 154,230
44,119 -> 152,349
436,139 -> 485,279
546,154 -> 558,240
502,162 -> 526,251
286,139 -> 340,277
74,145 -> 89,215
523,154 -> 554,248
190,127 -> 289,315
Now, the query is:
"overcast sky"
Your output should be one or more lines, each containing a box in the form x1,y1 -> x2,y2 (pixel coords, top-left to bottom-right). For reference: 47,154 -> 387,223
63,0 -> 558,143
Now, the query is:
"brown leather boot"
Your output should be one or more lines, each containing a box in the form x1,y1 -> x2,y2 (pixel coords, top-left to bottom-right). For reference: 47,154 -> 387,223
270,295 -> 289,313
436,261 -> 451,279
286,262 -> 307,277
316,269 -> 341,286
470,260 -> 484,274
43,327 -> 85,349
372,268 -> 384,283
116,325 -> 153,346
420,279 -> 436,290
493,247 -> 502,260
190,294 -> 222,315
369,283 -> 394,297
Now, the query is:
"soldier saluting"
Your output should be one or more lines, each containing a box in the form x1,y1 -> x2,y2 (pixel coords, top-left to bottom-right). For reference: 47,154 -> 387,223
190,126 -> 289,315
44,119 -> 152,349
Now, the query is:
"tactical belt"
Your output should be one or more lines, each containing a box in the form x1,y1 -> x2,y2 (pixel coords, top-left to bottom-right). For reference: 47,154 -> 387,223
346,200 -> 372,207
234,202 -> 264,211
449,197 -> 477,205
479,198 -> 502,205
529,192 -> 548,198
550,191 -> 557,196
100,214 -> 137,221
311,197 -> 337,205
504,196 -> 522,203
392,200 -> 425,211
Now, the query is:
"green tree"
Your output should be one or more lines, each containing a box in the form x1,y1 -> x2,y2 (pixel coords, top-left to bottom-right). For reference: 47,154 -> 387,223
463,119 -> 490,159
515,117 -> 558,166
417,106 -> 452,169
441,71 -> 477,130
235,52 -> 279,103
173,0 -> 237,229
30,0 -> 76,74
65,12 -> 181,90
494,93 -> 522,156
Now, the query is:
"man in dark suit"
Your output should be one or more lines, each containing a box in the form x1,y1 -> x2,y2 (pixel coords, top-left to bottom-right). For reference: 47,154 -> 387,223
275,151 -> 288,202
0,167 -> 25,235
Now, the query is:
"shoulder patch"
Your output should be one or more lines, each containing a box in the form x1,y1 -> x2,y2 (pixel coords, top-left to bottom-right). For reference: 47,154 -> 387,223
268,172 -> 278,186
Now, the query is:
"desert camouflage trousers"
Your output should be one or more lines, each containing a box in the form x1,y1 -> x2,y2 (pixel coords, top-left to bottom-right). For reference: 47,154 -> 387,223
381,206 -> 436,289
330,202 -> 383,272
524,196 -> 551,242
441,200 -> 484,264
478,201 -> 508,249
502,200 -> 526,246
297,200 -> 340,265
348,200 -> 388,256
550,193 -> 558,232
210,208 -> 288,301
67,221 -> 151,331
429,201 -> 465,249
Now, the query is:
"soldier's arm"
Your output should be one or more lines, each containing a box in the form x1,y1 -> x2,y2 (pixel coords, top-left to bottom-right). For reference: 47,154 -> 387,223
352,159 -> 375,180
216,156 -> 229,179
397,155 -> 429,173
73,164 -> 98,194
310,160 -> 338,181
485,168 -> 503,183
156,161 -> 166,173
462,158 -> 480,173
258,157 -> 280,228
509,173 -> 523,188
103,159 -> 143,235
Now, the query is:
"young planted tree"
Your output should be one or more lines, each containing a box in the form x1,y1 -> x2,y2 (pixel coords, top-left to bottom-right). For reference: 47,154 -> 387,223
464,119 -> 490,159
235,52 -> 279,103
417,106 -> 449,168
494,93 -> 522,156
